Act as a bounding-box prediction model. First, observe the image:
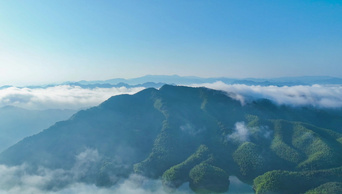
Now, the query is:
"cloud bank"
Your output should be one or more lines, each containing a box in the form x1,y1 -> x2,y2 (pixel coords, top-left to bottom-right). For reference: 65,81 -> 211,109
0,148 -> 194,194
0,165 -> 174,194
191,82 -> 342,108
0,148 -> 247,194
0,85 -> 145,110
2,82 -> 342,110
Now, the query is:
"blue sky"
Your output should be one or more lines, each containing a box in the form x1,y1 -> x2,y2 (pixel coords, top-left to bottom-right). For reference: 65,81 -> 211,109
0,0 -> 341,85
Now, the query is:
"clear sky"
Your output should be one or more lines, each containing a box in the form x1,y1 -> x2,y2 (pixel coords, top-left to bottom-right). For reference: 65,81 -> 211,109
0,0 -> 341,85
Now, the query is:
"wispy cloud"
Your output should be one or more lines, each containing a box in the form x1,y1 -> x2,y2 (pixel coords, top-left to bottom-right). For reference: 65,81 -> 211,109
191,81 -> 342,108
0,86 -> 145,110
228,122 -> 250,142
0,167 -> 184,194
180,123 -> 206,136
228,122 -> 272,143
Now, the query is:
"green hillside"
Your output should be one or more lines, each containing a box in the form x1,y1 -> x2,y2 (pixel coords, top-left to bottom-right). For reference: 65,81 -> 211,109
1,85 -> 342,193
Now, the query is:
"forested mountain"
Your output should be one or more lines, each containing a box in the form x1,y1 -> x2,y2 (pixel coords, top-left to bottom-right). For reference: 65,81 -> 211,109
1,85 -> 342,193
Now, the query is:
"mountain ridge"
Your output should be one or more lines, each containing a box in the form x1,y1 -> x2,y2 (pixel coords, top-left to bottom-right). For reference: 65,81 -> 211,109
3,75 -> 342,89
1,85 -> 342,193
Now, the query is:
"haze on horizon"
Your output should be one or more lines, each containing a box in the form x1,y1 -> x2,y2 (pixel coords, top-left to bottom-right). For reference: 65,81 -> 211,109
0,0 -> 341,85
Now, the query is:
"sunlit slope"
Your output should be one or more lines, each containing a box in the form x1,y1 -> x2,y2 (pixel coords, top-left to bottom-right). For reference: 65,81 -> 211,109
1,85 -> 342,193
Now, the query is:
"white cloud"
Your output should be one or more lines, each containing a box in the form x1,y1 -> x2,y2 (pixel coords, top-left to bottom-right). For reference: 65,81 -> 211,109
0,165 -> 192,194
72,149 -> 100,180
0,148 -> 194,194
228,122 -> 250,142
191,82 -> 342,108
228,122 -> 272,143
0,85 -> 145,110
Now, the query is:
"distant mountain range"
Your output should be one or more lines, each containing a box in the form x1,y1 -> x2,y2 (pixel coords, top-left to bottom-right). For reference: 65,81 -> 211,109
1,85 -> 342,193
2,75 -> 342,89
68,75 -> 342,87
71,75 -> 342,85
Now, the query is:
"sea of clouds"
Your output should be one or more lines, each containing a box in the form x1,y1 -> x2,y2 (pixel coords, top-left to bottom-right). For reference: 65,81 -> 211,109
191,82 -> 342,108
0,148 -> 194,194
0,165 -> 174,194
1,83 -> 342,110
0,156 -> 251,194
0,85 -> 145,110
0,166 -> 174,194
